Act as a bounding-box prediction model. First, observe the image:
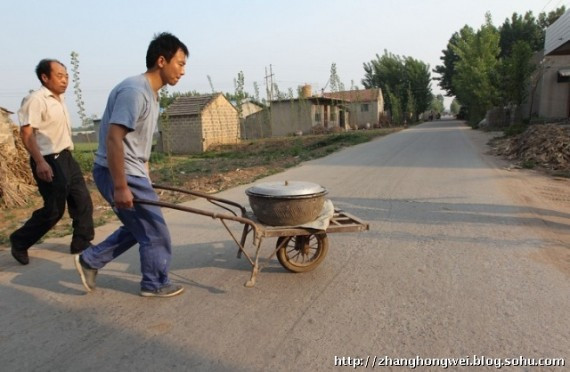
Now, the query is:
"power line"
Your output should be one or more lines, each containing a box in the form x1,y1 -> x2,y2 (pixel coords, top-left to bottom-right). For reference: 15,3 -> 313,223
541,0 -> 555,12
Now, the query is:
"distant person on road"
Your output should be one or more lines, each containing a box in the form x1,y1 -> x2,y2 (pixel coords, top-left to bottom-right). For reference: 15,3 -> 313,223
74,32 -> 188,298
10,59 -> 94,265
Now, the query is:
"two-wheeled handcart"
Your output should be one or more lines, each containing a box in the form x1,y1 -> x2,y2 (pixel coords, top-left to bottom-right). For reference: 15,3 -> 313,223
135,184 -> 369,287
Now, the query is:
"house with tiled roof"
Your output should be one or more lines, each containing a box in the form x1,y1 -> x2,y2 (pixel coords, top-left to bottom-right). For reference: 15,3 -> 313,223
158,93 -> 240,154
323,88 -> 385,128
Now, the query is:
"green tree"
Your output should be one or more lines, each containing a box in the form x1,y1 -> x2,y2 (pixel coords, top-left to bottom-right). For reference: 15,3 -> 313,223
233,71 -> 246,118
433,26 -> 475,98
70,51 -> 90,127
405,85 -> 416,122
450,98 -> 460,115
404,56 -> 432,119
253,81 -> 260,102
451,13 -> 501,124
499,11 -> 543,57
538,6 -> 567,29
387,88 -> 403,125
363,50 -> 431,123
329,63 -> 345,92
437,6 -> 566,110
431,94 -> 445,114
500,40 -> 535,105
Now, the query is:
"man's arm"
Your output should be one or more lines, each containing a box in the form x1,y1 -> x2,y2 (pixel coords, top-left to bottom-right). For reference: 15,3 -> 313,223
106,124 -> 133,209
20,125 -> 53,182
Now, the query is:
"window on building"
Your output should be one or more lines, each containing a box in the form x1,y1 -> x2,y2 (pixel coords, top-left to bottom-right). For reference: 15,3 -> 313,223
361,104 -> 369,112
330,110 -> 337,121
315,112 -> 321,122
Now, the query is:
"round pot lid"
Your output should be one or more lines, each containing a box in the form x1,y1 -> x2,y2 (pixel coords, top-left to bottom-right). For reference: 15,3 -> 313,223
246,181 -> 326,197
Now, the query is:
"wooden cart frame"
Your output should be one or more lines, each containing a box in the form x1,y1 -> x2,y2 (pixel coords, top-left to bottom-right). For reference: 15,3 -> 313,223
135,184 -> 369,287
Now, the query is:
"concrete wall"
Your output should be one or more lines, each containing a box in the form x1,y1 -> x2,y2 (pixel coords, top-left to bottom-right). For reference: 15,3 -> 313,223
539,55 -> 570,119
201,95 -> 240,151
271,100 -> 312,137
243,110 -> 271,139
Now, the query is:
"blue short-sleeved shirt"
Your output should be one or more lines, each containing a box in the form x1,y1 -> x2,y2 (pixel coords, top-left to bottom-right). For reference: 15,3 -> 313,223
95,74 -> 158,178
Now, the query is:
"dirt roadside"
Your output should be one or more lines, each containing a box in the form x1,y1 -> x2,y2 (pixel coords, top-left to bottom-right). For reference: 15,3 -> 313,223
470,129 -> 570,277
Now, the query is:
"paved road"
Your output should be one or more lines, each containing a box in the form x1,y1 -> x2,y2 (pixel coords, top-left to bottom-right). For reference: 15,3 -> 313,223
1,120 -> 569,371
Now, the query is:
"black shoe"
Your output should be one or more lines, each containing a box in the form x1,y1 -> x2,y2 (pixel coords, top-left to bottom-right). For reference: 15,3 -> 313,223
11,248 -> 29,265
74,254 -> 98,292
140,284 -> 184,298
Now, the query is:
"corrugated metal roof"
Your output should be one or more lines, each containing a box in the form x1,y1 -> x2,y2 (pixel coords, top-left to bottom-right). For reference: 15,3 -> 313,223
322,88 -> 381,102
545,9 -> 570,56
165,94 -> 219,116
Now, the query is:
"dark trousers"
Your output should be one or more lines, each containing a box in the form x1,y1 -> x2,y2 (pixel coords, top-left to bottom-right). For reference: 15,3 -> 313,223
10,150 -> 94,254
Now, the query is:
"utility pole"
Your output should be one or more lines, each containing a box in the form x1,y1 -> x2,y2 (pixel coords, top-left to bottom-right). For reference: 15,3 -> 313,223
265,64 -> 274,102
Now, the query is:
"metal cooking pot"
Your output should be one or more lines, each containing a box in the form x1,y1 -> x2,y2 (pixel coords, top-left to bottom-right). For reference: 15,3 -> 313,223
245,181 -> 328,226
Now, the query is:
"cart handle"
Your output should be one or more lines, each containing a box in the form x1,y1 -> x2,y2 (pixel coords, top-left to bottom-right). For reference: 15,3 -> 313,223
133,197 -> 260,239
152,183 -> 247,217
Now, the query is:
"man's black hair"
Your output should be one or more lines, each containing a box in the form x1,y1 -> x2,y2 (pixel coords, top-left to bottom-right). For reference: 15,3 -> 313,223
35,59 -> 65,85
146,32 -> 189,69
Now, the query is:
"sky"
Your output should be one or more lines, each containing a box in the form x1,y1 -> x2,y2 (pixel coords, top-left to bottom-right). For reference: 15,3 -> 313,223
0,0 -> 566,126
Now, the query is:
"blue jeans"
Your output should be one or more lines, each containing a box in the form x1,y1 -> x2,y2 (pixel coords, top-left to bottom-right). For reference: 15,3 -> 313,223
82,164 -> 172,291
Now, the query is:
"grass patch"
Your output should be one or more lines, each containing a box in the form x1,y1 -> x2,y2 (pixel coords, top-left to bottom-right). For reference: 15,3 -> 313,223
73,142 -> 97,173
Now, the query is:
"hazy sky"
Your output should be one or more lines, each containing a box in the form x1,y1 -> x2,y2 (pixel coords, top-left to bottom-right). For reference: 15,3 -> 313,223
0,0 -> 565,126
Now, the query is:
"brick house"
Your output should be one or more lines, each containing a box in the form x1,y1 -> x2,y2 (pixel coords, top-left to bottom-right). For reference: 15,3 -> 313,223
158,93 -> 240,154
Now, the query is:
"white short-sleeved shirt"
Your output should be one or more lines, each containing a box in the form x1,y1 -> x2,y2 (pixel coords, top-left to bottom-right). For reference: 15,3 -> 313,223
17,86 -> 74,155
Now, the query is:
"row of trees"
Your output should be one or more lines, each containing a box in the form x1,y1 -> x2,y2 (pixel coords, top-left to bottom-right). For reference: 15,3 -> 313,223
362,51 -> 433,124
434,7 -> 566,125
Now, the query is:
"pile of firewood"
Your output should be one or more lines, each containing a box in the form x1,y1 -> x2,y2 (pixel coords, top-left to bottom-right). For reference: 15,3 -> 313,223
0,126 -> 36,208
494,124 -> 570,170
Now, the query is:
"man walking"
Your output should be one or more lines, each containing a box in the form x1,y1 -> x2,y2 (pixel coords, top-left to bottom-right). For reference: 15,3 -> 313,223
11,59 -> 94,265
75,32 -> 188,297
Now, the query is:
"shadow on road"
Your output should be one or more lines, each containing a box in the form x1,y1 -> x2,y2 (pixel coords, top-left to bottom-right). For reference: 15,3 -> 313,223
332,196 -> 570,231
0,283 -> 250,371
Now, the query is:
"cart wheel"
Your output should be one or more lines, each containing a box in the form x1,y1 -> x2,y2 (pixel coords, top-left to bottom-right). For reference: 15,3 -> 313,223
276,234 -> 329,273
